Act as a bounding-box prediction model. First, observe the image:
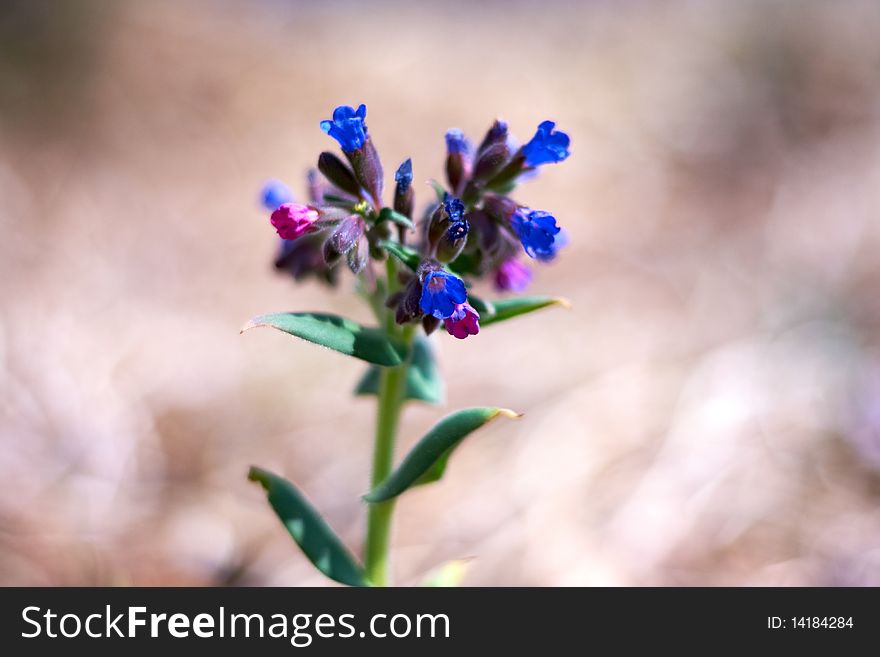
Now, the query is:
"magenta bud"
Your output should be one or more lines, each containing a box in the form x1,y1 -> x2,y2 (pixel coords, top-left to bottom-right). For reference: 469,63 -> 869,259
270,203 -> 319,240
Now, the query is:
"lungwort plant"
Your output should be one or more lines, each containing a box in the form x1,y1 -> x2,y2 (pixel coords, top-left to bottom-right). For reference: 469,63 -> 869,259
246,104 -> 571,586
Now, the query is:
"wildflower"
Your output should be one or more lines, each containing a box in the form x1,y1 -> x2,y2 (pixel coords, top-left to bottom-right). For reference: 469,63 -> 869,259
270,203 -> 319,240
394,158 -> 413,190
320,104 -> 368,153
419,270 -> 468,319
511,209 -> 561,260
443,195 -> 468,241
495,259 -> 532,292
317,152 -> 361,196
261,180 -> 293,210
522,120 -> 570,166
394,159 -> 414,221
445,129 -> 471,155
444,302 -> 480,339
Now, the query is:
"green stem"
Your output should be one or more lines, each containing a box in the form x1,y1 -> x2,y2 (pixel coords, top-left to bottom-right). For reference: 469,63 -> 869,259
364,254 -> 414,586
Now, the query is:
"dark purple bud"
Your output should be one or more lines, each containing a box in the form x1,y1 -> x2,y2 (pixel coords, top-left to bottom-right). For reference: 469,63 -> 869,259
330,215 -> 366,255
276,231 -> 339,286
395,277 -> 424,324
476,119 -> 509,155
346,138 -> 384,207
482,194 -> 518,223
422,315 -> 440,335
318,151 -> 362,197
471,141 -> 511,183
445,129 -> 473,195
394,159 -> 414,220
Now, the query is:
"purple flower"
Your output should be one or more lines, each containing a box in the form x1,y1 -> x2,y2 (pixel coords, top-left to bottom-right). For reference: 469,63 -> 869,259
444,302 -> 480,339
445,129 -> 471,155
511,208 -> 562,260
419,270 -> 468,319
495,259 -> 532,292
270,203 -> 319,241
320,104 -> 368,152
522,120 -> 570,166
261,180 -> 293,210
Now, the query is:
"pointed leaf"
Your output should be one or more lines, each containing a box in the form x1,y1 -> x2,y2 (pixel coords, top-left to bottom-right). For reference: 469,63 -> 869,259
363,407 -> 520,503
248,467 -> 368,587
428,179 -> 447,204
242,312 -> 409,366
355,336 -> 444,405
376,207 -> 414,229
479,296 -> 570,327
378,240 -> 421,272
467,293 -> 495,317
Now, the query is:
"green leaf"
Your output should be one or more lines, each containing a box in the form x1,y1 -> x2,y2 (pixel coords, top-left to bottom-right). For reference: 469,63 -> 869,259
242,312 -> 409,366
376,207 -> 414,229
428,179 -> 447,204
479,295 -> 570,327
467,293 -> 495,318
363,407 -> 520,503
378,240 -> 421,272
355,336 -> 444,405
248,467 -> 368,587
421,559 -> 472,587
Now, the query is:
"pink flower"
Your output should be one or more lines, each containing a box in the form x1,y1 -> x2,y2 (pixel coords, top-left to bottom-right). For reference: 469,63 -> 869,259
444,302 -> 480,340
270,203 -> 319,240
494,258 -> 532,293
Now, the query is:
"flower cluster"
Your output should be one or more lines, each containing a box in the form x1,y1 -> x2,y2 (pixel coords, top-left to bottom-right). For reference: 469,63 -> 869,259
261,104 -> 570,339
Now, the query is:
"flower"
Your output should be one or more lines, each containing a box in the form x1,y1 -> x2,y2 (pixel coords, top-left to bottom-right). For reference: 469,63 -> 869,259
320,104 -> 368,152
270,202 -> 319,240
511,209 -> 562,260
394,158 -> 413,191
442,194 -> 469,241
419,270 -> 468,319
522,120 -> 570,166
261,180 -> 293,210
444,302 -> 480,339
445,129 -> 471,155
495,258 -> 532,292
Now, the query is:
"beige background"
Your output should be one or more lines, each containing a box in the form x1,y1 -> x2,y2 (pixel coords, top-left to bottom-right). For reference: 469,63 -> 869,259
2,0 -> 880,585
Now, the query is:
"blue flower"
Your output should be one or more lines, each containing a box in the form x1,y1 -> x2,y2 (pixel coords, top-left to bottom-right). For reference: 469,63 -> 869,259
445,129 -> 471,155
260,179 -> 293,209
511,209 -> 562,260
443,195 -> 465,222
442,194 -> 468,241
419,270 -> 468,319
320,104 -> 368,152
394,158 -> 413,191
522,120 -> 570,166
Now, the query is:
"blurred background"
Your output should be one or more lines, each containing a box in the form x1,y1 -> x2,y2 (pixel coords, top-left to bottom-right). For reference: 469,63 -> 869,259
3,0 -> 880,586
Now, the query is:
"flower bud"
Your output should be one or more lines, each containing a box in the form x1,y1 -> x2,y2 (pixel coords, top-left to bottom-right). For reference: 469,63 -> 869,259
270,203 -> 319,240
347,231 -> 369,274
346,138 -> 384,207
395,277 -> 424,324
330,215 -> 366,255
275,231 -> 339,286
444,129 -> 472,195
471,141 -> 511,183
317,151 -> 362,197
476,119 -> 509,156
394,158 -> 414,219
422,315 -> 440,335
